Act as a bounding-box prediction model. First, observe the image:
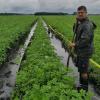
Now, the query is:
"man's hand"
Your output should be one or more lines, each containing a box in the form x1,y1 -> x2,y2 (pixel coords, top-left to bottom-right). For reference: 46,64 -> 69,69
69,42 -> 75,48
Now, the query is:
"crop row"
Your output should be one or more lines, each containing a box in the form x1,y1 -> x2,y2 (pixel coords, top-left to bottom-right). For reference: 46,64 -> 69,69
0,15 -> 37,67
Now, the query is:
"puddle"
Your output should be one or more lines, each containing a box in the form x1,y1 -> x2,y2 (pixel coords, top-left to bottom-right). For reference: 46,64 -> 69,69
42,20 -> 100,100
0,22 -> 37,99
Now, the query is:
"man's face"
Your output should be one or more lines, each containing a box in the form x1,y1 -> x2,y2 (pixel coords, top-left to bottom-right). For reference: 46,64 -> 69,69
77,9 -> 87,20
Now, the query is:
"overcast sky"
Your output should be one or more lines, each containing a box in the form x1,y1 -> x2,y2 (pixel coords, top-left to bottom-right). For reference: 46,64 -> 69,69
0,0 -> 100,14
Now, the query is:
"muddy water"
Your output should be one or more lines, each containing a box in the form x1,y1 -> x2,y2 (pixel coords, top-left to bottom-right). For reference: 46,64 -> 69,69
42,20 -> 100,100
0,22 -> 37,99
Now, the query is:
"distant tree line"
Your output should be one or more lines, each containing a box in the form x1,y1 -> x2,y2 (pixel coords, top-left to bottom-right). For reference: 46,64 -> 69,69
0,13 -> 34,15
34,12 -> 69,15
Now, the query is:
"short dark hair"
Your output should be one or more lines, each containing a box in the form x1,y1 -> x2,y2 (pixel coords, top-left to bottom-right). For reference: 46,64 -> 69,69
77,6 -> 87,12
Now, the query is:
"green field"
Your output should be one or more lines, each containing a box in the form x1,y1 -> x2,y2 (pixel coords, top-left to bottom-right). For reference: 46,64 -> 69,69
0,15 -> 99,99
12,19 -> 92,100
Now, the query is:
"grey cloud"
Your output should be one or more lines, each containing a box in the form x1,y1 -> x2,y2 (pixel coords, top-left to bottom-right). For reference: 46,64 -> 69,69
0,0 -> 100,14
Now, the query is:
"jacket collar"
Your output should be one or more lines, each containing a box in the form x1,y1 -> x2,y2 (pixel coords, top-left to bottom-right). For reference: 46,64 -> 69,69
77,17 -> 89,23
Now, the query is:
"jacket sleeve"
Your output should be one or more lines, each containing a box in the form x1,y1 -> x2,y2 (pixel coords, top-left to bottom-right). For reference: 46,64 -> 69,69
75,24 -> 92,48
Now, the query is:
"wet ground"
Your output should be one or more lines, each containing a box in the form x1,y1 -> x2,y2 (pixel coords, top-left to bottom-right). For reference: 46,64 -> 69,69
42,20 -> 100,100
0,23 -> 37,99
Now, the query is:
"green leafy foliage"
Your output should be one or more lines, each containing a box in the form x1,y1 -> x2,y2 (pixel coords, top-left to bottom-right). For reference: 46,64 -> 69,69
89,66 -> 100,94
0,15 -> 37,65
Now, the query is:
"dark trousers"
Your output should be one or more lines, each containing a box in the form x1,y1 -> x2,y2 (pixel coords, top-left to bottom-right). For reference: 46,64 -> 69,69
75,56 -> 89,92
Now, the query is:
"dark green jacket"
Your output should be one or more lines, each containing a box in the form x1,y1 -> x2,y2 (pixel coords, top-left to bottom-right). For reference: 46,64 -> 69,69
73,18 -> 96,58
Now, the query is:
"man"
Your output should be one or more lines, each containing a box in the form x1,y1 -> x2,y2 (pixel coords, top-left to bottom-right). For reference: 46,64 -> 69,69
70,6 -> 96,92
